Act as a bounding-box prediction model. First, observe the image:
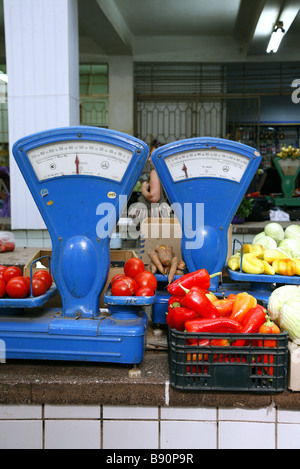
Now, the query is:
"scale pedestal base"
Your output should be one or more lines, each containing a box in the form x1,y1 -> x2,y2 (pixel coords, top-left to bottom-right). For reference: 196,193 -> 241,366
272,196 -> 300,207
0,307 -> 148,364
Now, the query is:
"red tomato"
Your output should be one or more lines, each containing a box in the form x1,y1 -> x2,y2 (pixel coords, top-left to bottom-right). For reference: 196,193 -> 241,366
0,265 -> 7,280
6,276 -> 29,299
3,266 -> 23,284
135,287 -> 155,297
135,271 -> 157,292
111,276 -> 138,296
111,274 -> 126,284
33,270 -> 52,289
0,278 -> 5,298
31,278 -> 48,297
24,276 -> 31,288
124,258 -> 145,278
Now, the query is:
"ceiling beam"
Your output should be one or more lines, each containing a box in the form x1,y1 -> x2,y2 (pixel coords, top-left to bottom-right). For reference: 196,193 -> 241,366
78,0 -> 132,55
234,0 -> 266,53
96,0 -> 133,51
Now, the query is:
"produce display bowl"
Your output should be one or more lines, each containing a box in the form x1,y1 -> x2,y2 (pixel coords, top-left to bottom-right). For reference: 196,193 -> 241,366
168,328 -> 289,393
226,265 -> 300,285
0,285 -> 58,310
103,286 -> 156,306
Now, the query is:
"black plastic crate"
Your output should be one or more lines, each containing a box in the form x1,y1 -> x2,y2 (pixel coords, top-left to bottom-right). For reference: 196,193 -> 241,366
168,328 -> 289,393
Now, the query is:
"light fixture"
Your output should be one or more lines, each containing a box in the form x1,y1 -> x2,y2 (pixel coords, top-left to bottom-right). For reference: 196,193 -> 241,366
266,21 -> 285,53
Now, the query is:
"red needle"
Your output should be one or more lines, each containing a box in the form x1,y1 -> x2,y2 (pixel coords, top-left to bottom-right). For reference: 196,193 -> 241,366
182,163 -> 188,178
75,155 -> 79,174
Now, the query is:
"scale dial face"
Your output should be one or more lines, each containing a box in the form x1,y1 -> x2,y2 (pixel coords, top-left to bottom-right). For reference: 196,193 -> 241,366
165,149 -> 249,183
27,140 -> 133,182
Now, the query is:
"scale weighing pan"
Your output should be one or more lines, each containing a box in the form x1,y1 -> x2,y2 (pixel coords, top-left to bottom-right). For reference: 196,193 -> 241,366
151,137 -> 262,292
0,126 -> 150,364
225,239 -> 300,302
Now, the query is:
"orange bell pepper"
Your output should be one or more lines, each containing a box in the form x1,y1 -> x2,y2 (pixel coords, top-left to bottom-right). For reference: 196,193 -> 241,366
258,318 -> 281,376
212,299 -> 235,317
258,317 -> 281,347
273,259 -> 296,276
226,294 -> 237,301
230,292 -> 257,324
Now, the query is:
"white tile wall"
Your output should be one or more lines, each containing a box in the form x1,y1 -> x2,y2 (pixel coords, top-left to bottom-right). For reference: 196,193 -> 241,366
0,404 -> 299,449
218,421 -> 276,449
161,420 -> 217,449
103,420 -> 158,449
13,230 -> 52,249
45,420 -> 101,449
0,420 -> 43,449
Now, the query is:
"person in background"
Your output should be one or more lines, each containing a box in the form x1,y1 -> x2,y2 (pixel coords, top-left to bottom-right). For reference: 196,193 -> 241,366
128,139 -> 170,220
140,139 -> 163,205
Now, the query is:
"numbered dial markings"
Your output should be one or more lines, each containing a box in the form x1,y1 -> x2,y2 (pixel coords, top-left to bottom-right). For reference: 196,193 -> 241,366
27,140 -> 133,182
165,149 -> 249,183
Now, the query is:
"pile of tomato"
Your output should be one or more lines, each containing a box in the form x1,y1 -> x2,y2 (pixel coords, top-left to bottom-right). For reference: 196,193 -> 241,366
0,265 -> 52,299
111,258 -> 157,297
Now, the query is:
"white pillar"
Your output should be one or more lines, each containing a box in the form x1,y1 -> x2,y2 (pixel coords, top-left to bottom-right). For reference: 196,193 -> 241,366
4,0 -> 80,229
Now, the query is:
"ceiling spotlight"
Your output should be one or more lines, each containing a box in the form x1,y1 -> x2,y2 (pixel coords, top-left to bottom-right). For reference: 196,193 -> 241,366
267,21 -> 285,54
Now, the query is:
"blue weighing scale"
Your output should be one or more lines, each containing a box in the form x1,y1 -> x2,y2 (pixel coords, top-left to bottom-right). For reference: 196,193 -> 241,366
0,126 -> 153,364
150,137 -> 281,323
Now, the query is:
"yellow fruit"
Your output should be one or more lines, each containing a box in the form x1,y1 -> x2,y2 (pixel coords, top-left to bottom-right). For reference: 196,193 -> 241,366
263,249 -> 288,264
261,260 -> 275,275
241,253 -> 265,275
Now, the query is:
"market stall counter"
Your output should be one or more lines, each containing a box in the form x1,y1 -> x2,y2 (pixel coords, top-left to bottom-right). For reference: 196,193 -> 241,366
0,248 -> 298,410
0,342 -> 300,410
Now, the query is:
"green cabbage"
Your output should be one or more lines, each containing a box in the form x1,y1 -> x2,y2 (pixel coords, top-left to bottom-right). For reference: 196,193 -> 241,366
278,238 -> 300,258
284,224 -> 300,241
268,285 -> 300,322
264,222 -> 285,243
280,299 -> 300,344
257,235 -> 277,250
268,285 -> 300,343
252,232 -> 266,245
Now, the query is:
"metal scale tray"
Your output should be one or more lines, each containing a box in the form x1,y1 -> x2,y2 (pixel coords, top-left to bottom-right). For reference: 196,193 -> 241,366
226,239 -> 300,301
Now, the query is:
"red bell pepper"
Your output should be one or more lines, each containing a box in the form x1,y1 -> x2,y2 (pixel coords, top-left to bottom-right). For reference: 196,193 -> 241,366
168,296 -> 182,309
167,269 -> 222,297
180,285 -> 219,319
166,306 -> 198,331
231,305 -> 267,347
185,317 -> 243,334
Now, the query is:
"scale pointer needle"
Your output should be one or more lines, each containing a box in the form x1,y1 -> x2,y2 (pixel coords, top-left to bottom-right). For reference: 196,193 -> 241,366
75,155 -> 79,174
182,163 -> 188,179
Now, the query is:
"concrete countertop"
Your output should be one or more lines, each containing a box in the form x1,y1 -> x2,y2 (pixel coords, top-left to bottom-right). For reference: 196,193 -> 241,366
232,220 -> 298,235
0,247 -> 40,268
0,346 -> 299,409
